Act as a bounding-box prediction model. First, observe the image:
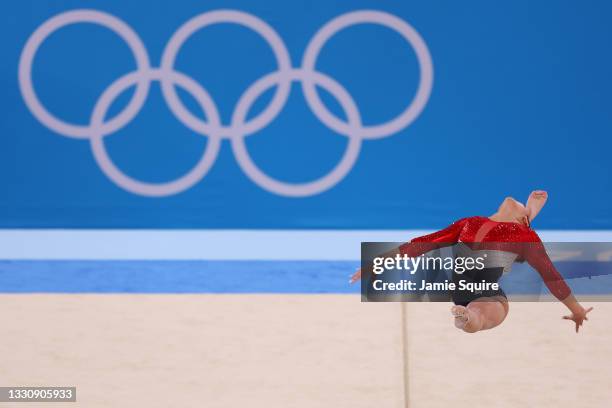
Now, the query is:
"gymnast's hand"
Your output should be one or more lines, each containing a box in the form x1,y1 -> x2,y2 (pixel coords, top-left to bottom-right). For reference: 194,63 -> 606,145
563,305 -> 594,333
350,247 -> 401,284
349,268 -> 361,284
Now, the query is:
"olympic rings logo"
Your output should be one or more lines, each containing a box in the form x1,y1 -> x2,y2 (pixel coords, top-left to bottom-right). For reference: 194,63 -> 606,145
19,9 -> 433,197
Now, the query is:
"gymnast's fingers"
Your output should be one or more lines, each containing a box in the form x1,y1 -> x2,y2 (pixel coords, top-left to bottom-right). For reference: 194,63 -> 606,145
349,269 -> 361,284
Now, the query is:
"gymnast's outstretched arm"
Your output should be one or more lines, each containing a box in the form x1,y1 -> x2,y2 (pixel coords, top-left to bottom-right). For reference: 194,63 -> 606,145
525,240 -> 594,332
349,218 -> 468,283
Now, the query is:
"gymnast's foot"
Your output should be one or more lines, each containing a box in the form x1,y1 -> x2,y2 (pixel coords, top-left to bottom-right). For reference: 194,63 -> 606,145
451,305 -> 470,329
526,190 -> 548,222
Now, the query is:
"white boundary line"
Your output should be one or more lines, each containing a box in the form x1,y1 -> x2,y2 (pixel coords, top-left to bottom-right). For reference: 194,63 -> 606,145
1,229 -> 612,260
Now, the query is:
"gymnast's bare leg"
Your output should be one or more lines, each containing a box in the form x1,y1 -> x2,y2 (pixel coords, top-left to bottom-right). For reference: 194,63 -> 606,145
451,297 -> 509,333
526,190 -> 548,221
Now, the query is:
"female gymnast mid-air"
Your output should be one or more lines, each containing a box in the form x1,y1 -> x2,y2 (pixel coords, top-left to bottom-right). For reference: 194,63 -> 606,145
350,191 -> 593,333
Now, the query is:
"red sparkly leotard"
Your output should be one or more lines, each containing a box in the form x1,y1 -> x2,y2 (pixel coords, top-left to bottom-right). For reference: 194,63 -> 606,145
398,216 -> 571,301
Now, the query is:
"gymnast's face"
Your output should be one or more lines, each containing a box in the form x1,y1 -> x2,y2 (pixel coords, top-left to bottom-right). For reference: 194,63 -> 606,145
499,197 -> 530,227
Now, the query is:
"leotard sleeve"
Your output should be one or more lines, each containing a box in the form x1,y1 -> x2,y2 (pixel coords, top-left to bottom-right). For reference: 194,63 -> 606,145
398,217 -> 469,257
523,232 -> 572,301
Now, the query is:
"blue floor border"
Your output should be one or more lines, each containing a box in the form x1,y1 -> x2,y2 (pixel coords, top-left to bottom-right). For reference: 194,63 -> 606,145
0,260 -> 611,295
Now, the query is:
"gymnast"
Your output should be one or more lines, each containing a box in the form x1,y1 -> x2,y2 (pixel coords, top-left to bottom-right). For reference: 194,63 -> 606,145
350,191 -> 593,333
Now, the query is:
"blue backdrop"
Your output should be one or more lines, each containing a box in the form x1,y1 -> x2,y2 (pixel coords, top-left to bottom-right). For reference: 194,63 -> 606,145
1,0 -> 611,229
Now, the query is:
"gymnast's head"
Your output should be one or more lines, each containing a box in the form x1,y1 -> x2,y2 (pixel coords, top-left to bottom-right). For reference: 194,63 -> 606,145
497,196 -> 531,227
496,191 -> 549,227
